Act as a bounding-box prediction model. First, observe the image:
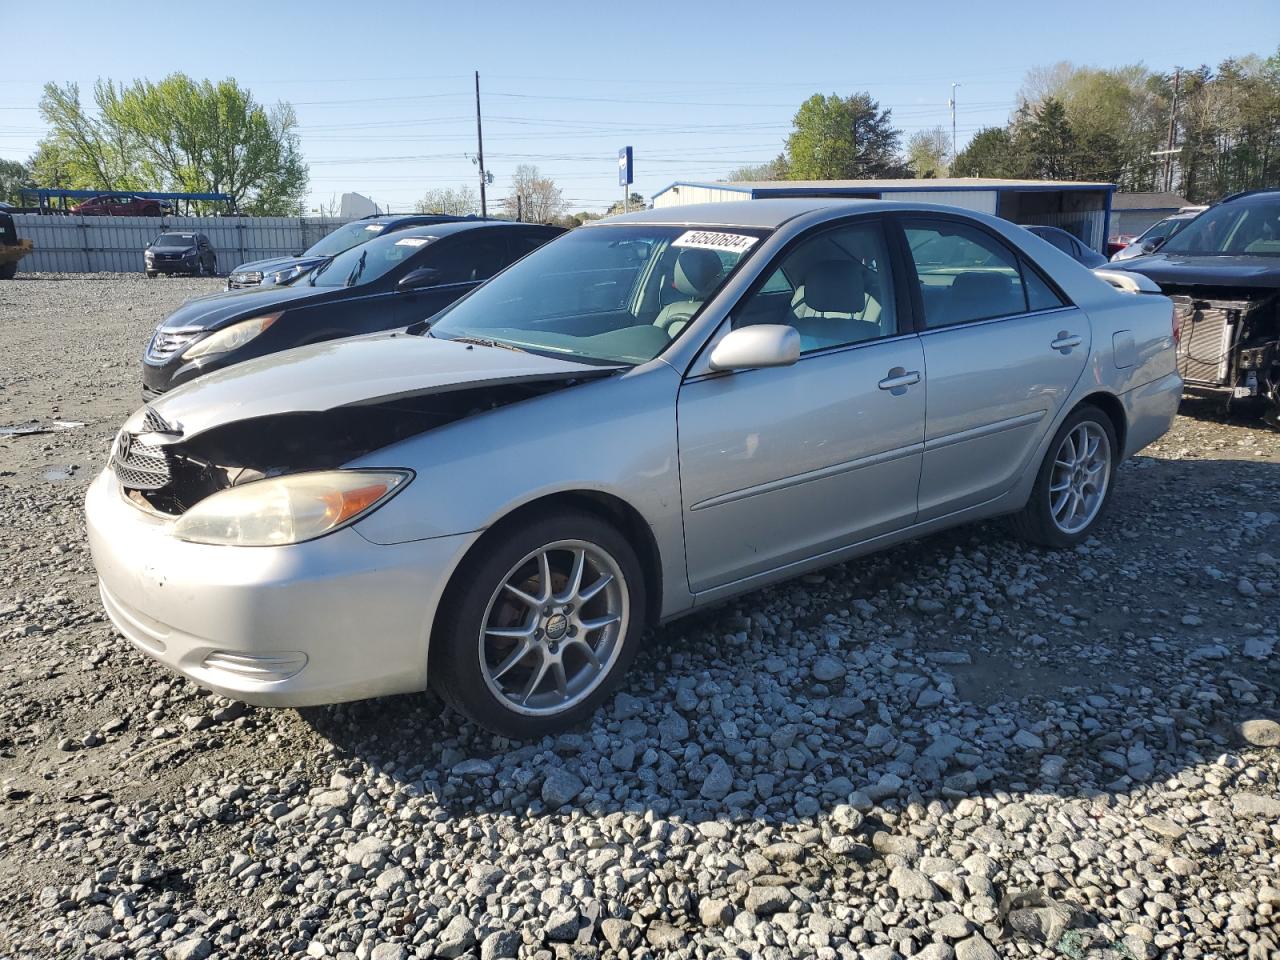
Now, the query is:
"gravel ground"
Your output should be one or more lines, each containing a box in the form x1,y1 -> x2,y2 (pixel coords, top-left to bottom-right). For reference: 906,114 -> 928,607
0,273 -> 1277,960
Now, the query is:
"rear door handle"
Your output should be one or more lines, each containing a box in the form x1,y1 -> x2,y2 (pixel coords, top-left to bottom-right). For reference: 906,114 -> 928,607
878,368 -> 921,391
1051,332 -> 1083,352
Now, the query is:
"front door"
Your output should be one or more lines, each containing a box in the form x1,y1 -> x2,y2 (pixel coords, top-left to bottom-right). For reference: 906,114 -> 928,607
900,217 -> 1090,519
677,219 -> 926,593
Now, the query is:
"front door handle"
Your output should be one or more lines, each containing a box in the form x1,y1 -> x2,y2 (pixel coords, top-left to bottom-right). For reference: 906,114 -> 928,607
878,367 -> 921,391
1051,331 -> 1083,353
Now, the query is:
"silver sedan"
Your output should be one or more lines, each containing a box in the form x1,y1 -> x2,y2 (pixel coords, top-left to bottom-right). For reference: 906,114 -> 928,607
87,199 -> 1182,736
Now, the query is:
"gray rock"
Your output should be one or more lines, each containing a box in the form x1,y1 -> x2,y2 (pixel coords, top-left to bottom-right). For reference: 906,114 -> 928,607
745,885 -> 793,915
436,915 -> 476,958
545,908 -> 579,941
600,918 -> 641,950
646,922 -> 687,950
1232,792 -> 1280,818
452,758 -> 495,776
812,656 -> 846,682
698,897 -> 733,927
889,865 -> 937,901
954,934 -> 999,960
700,755 -> 734,801
480,930 -> 521,960
612,692 -> 644,720
369,945 -> 409,960
1239,718 -> 1280,747
541,769 -> 586,809
165,939 -> 212,960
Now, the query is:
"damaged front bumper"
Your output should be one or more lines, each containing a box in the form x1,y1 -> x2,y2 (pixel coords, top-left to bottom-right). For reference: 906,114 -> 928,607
85,469 -> 478,706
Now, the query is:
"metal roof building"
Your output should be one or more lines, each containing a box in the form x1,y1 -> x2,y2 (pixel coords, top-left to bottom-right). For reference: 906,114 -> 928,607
651,178 -> 1115,252
1109,191 -> 1193,237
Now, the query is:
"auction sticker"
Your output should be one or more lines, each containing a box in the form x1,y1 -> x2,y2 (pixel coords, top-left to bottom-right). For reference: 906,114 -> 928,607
672,230 -> 758,254
395,237 -> 430,247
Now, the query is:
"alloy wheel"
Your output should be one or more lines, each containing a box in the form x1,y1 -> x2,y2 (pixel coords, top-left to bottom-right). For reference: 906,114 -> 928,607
1049,420 -> 1111,534
478,540 -> 628,717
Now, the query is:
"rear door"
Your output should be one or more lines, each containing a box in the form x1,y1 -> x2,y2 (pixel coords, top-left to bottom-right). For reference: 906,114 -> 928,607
899,216 -> 1090,520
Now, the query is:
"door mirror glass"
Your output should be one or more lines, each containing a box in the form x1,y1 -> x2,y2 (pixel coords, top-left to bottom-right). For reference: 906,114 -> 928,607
1141,237 -> 1163,252
708,324 -> 801,372
398,266 -> 442,290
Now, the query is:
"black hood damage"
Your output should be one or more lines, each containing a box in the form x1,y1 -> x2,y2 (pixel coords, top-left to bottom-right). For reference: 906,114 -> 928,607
113,374 -> 606,516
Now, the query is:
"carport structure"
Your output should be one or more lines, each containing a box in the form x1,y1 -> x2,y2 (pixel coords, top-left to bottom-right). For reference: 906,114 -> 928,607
651,178 -> 1115,253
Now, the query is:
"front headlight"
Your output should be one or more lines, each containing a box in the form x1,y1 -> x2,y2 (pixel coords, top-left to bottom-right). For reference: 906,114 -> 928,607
267,265 -> 305,285
182,313 -> 281,360
172,470 -> 411,546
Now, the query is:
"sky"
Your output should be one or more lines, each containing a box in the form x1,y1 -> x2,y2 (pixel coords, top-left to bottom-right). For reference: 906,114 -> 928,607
1,0 -> 1275,215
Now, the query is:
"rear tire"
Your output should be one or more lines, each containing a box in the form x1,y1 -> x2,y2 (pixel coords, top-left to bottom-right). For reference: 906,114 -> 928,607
430,510 -> 647,738
1010,404 -> 1118,549
0,262 -> 17,280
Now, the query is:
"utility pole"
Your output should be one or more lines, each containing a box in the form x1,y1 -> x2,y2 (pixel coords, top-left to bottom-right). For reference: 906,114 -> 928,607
949,83 -> 961,164
1164,68 -> 1181,193
474,70 -> 487,219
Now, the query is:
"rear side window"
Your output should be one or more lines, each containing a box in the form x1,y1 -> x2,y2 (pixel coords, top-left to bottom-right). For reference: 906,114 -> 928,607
429,235 -> 510,285
1024,266 -> 1067,311
904,221 -> 1032,328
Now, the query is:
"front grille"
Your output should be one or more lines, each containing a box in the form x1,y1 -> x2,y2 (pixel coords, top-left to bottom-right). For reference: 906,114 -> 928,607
1173,296 -> 1239,386
228,271 -> 263,288
111,433 -> 171,491
146,328 -> 202,363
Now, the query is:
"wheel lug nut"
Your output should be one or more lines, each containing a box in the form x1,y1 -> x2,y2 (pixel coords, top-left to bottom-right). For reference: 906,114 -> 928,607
564,604 -> 574,614
568,626 -> 578,637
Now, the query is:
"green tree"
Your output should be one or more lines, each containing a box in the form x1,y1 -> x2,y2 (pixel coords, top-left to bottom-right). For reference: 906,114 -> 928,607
906,127 -> 951,178
34,75 -> 308,214
952,127 -> 1028,178
726,156 -> 788,181
784,93 -> 907,180
1020,98 -> 1077,179
604,192 -> 646,217
0,159 -> 33,205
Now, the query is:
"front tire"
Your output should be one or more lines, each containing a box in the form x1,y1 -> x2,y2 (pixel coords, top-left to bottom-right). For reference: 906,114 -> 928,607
1010,404 -> 1117,548
431,510 -> 647,738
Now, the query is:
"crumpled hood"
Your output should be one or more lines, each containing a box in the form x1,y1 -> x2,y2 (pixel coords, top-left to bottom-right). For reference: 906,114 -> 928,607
231,254 -> 328,277
1110,252 -> 1280,289
157,282 -> 335,333
143,333 -> 614,437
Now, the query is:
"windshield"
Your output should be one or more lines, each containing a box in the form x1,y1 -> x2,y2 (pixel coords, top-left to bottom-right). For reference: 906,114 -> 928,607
426,225 -> 766,364
156,233 -> 195,245
308,231 -> 431,288
1160,198 -> 1280,257
305,220 -> 389,258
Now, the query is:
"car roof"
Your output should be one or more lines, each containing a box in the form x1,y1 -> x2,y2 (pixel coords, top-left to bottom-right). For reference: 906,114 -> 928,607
369,220 -> 558,240
361,213 -> 477,225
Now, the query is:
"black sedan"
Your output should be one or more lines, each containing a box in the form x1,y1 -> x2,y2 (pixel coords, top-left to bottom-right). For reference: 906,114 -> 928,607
142,220 -> 563,398
1022,225 -> 1108,268
145,231 -> 219,277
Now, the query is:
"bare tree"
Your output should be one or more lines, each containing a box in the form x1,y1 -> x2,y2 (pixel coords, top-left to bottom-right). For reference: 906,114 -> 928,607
415,185 -> 479,217
505,164 -> 565,224
906,127 -> 951,178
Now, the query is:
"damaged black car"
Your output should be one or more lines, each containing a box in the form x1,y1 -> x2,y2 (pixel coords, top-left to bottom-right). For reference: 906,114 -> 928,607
1109,189 -> 1280,421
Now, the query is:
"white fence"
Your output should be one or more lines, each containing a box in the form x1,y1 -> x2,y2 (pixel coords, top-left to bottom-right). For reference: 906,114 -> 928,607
12,214 -> 352,274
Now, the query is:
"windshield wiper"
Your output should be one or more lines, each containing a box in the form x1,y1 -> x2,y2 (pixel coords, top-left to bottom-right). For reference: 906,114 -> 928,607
447,335 -> 528,354
308,256 -> 334,286
345,251 -> 367,287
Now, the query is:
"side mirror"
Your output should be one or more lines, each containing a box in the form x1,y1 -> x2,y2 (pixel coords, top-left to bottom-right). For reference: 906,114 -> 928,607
398,266 -> 442,290
708,324 -> 801,372
1141,237 -> 1163,252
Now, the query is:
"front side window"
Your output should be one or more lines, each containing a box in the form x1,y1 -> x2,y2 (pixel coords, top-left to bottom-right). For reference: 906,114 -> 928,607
427,225 -> 766,364
733,221 -> 898,354
905,221 -> 1029,328
427,235 -> 510,285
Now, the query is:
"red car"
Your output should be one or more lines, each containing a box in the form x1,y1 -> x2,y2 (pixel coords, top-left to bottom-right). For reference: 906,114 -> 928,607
71,195 -> 170,217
